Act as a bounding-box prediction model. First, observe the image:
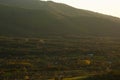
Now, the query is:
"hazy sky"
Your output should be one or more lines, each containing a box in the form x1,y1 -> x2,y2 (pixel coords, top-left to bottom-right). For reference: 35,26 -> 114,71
43,0 -> 120,18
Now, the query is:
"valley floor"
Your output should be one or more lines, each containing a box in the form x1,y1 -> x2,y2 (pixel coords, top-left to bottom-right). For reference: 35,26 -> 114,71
0,36 -> 120,80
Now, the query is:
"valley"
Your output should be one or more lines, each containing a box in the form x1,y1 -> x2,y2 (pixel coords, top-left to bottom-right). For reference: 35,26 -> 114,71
0,0 -> 120,80
0,36 -> 119,79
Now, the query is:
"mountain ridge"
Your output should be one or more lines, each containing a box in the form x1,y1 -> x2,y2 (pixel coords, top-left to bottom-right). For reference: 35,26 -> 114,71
0,0 -> 120,37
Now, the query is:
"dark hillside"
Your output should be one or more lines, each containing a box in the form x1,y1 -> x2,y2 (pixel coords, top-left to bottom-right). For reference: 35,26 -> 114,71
0,0 -> 120,37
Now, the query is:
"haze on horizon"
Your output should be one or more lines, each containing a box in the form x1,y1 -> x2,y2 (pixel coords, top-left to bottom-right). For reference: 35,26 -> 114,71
43,0 -> 120,18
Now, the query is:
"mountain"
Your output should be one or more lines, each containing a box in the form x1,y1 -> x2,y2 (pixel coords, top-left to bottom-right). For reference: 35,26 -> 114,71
0,0 -> 120,37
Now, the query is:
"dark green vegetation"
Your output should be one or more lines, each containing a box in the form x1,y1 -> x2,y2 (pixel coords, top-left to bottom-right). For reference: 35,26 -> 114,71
82,71 -> 120,80
0,36 -> 120,79
0,0 -> 120,37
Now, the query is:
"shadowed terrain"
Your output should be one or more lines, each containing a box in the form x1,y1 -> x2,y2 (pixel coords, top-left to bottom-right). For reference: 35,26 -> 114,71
0,0 -> 120,37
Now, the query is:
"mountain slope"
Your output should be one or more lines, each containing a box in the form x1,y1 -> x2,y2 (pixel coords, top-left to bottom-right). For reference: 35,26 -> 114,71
0,0 -> 120,37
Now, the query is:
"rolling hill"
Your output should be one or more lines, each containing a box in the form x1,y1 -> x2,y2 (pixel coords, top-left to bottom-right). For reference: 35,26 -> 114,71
0,0 -> 120,37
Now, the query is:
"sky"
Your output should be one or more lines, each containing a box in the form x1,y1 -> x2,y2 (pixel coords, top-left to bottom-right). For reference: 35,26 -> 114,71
43,0 -> 120,18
